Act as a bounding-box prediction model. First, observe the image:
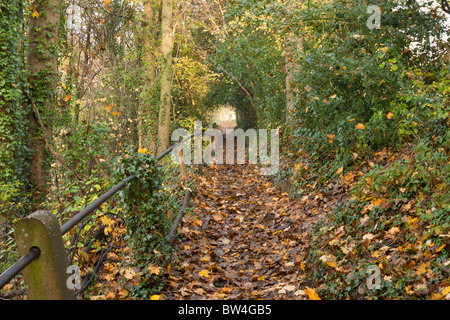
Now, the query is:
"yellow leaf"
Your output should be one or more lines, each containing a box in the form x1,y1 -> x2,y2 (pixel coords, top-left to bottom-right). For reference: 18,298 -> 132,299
386,111 -> 394,119
106,291 -> 116,299
442,286 -> 450,295
148,266 -> 162,275
198,269 -> 210,278
138,147 -> 148,154
112,111 -> 120,116
150,295 -> 160,300
355,123 -> 365,130
64,94 -> 71,101
200,255 -> 211,263
436,244 -> 446,253
118,289 -> 128,299
430,293 -> 443,300
319,254 -> 337,268
32,10 -> 39,18
336,167 -> 343,175
304,287 -> 321,300
104,0 -> 111,5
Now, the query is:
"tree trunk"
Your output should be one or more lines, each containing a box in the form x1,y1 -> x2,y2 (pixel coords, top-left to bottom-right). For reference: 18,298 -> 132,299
27,0 -> 62,200
157,0 -> 174,154
141,0 -> 159,155
284,33 -> 303,124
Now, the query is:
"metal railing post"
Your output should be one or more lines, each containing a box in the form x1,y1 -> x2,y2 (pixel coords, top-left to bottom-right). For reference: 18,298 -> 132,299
14,210 -> 74,300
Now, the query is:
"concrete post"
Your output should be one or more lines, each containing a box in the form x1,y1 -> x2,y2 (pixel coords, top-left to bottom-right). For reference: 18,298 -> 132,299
179,137 -> 187,182
15,210 -> 74,300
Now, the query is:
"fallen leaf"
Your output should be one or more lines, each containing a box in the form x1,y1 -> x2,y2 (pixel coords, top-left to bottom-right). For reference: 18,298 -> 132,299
443,286 -> 450,296
304,287 -> 321,300
294,289 -> 306,297
363,233 -> 375,240
355,123 -> 365,130
124,267 -> 135,280
198,270 -> 210,278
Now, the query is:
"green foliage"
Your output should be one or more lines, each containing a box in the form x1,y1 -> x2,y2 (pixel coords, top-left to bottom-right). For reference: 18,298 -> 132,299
113,149 -> 180,298
354,131 -> 449,206
291,0 -> 449,166
0,0 -> 30,217
207,0 -> 286,129
305,130 -> 449,299
115,151 -> 166,251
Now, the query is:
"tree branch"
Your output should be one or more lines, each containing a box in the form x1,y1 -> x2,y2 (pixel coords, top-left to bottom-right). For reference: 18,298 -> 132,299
30,93 -> 84,182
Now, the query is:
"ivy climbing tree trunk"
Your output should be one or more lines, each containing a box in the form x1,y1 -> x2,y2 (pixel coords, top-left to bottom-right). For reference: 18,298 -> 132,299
0,0 -> 28,217
157,0 -> 174,154
27,0 -> 62,201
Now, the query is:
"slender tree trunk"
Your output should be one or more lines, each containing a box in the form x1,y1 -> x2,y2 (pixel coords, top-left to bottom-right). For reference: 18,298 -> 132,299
284,33 -> 303,124
141,0 -> 159,155
157,0 -> 174,154
27,0 -> 62,200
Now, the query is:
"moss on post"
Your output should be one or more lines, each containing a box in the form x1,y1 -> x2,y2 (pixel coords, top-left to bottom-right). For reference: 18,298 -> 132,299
15,210 -> 73,300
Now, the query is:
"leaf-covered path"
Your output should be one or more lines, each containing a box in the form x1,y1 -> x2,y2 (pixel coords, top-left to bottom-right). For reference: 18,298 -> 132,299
160,154 -> 326,299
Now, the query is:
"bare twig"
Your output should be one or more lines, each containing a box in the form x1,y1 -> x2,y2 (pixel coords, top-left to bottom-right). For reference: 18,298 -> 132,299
29,93 -> 85,182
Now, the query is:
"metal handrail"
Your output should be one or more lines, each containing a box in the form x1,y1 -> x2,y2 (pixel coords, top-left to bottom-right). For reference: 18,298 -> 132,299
0,247 -> 40,289
0,132 -> 202,292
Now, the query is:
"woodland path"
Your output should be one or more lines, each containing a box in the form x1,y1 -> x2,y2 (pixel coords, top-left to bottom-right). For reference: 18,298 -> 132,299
160,125 -> 328,299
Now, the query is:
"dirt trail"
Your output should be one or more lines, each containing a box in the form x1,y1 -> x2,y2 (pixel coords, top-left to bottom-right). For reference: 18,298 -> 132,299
161,153 -> 325,299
